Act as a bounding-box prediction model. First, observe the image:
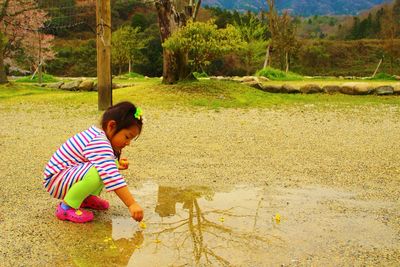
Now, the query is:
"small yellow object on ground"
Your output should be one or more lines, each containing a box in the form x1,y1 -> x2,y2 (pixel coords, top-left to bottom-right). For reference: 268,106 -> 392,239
154,239 -> 161,243
219,217 -> 225,223
139,221 -> 147,229
275,213 -> 281,223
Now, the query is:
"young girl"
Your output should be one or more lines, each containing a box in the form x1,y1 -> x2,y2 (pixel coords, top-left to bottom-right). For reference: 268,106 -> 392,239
43,101 -> 144,223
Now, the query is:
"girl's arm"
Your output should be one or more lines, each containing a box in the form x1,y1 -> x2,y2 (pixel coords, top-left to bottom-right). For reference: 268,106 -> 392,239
114,186 -> 144,222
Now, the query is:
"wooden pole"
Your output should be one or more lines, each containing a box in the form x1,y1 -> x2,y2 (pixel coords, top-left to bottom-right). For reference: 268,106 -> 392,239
372,58 -> 383,78
38,32 -> 42,84
96,0 -> 112,111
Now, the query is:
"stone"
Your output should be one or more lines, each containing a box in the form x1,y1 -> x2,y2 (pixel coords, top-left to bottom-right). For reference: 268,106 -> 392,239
340,82 -> 374,95
322,85 -> 341,94
242,76 -> 257,83
78,80 -> 94,91
243,81 -> 263,90
257,76 -> 270,82
60,80 -> 82,91
374,86 -> 394,95
260,85 -> 282,93
281,84 -> 301,94
47,82 -> 64,89
392,83 -> 400,95
300,84 -> 323,94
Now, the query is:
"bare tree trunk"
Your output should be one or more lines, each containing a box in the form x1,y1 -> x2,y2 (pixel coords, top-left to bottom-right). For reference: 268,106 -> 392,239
0,34 -> 8,84
263,44 -> 270,68
285,51 -> 289,73
155,0 -> 196,84
128,59 -> 132,73
0,48 -> 7,84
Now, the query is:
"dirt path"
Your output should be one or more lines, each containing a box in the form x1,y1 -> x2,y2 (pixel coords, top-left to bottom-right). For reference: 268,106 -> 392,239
0,102 -> 399,266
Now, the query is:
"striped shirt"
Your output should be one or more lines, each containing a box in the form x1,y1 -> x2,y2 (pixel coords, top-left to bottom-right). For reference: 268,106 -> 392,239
43,125 -> 127,199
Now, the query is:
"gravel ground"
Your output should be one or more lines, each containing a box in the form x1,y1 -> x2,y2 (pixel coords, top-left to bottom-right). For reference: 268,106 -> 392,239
0,101 -> 399,266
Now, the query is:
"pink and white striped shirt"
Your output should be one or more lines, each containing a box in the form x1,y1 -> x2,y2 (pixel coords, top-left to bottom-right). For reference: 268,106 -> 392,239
43,125 -> 127,199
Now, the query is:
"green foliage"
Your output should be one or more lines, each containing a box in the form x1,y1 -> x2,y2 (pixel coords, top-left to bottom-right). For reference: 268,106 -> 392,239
299,44 -> 330,68
256,67 -> 303,81
193,71 -> 209,78
47,39 -> 97,77
368,72 -> 398,80
119,72 -> 144,79
15,73 -> 59,83
163,20 -> 245,72
112,25 -> 148,73
234,15 -> 269,74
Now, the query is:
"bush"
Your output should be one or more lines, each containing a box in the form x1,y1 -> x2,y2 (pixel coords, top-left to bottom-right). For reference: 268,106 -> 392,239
256,67 -> 303,81
119,72 -> 144,79
16,73 -> 59,83
368,72 -> 398,81
193,71 -> 209,78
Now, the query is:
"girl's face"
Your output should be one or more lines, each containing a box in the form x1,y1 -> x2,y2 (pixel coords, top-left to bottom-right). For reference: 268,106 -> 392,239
105,121 -> 140,153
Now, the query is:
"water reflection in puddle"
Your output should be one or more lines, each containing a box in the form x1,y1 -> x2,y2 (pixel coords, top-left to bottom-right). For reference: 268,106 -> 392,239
66,182 -> 399,266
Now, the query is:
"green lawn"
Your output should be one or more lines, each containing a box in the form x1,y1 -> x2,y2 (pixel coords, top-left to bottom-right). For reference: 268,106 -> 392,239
1,78 -> 399,110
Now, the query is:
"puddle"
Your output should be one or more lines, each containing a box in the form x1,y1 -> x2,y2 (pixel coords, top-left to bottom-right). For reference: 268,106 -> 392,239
63,182 -> 399,266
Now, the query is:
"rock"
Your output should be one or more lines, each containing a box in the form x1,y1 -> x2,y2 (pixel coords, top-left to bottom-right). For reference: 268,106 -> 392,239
392,83 -> 400,95
260,85 -> 282,93
323,85 -> 341,94
374,86 -> 394,95
257,76 -> 270,82
60,80 -> 82,91
394,75 -> 400,80
78,80 -> 94,91
243,81 -> 263,90
340,82 -> 374,95
47,82 -> 64,89
300,84 -> 323,94
60,80 -> 81,91
242,76 -> 259,83
281,84 -> 301,94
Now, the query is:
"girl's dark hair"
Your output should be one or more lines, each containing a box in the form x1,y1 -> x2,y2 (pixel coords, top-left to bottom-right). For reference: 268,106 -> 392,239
101,101 -> 143,134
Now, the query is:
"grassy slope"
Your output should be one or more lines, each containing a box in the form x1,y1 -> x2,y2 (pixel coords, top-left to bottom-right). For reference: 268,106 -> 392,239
1,78 -> 399,110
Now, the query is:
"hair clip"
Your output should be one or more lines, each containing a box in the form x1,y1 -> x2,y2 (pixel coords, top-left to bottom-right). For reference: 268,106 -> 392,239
134,107 -> 143,120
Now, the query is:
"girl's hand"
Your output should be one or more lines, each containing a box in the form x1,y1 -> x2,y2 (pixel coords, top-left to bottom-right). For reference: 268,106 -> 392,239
128,202 -> 144,222
119,158 -> 129,170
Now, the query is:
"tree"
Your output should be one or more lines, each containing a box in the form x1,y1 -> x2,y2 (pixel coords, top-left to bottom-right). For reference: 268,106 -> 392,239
155,0 -> 202,84
234,15 -> 269,75
0,0 -> 48,83
266,0 -> 297,72
112,25 -> 147,74
381,3 -> 400,73
163,20 -> 244,73
21,32 -> 55,78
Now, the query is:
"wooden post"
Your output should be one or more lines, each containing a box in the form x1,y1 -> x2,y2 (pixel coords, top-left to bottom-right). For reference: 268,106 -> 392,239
38,32 -> 42,84
96,0 -> 112,110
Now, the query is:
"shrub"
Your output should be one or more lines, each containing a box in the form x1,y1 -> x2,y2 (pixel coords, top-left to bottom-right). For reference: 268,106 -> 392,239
119,72 -> 144,79
193,71 -> 209,78
368,72 -> 398,81
16,73 -> 59,83
256,67 -> 303,81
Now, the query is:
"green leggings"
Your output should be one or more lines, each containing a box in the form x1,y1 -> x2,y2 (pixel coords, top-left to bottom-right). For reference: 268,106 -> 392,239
63,166 -> 104,209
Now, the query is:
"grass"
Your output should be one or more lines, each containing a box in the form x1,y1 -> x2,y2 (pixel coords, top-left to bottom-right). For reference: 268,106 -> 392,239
1,78 -> 399,110
367,72 -> 398,81
15,73 -> 59,83
256,67 -> 304,81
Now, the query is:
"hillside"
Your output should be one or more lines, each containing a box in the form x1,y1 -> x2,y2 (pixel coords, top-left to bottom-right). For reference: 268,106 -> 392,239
202,0 -> 392,15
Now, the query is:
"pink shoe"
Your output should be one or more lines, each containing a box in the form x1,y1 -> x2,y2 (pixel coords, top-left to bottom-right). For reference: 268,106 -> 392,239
80,195 -> 110,210
55,203 -> 94,223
